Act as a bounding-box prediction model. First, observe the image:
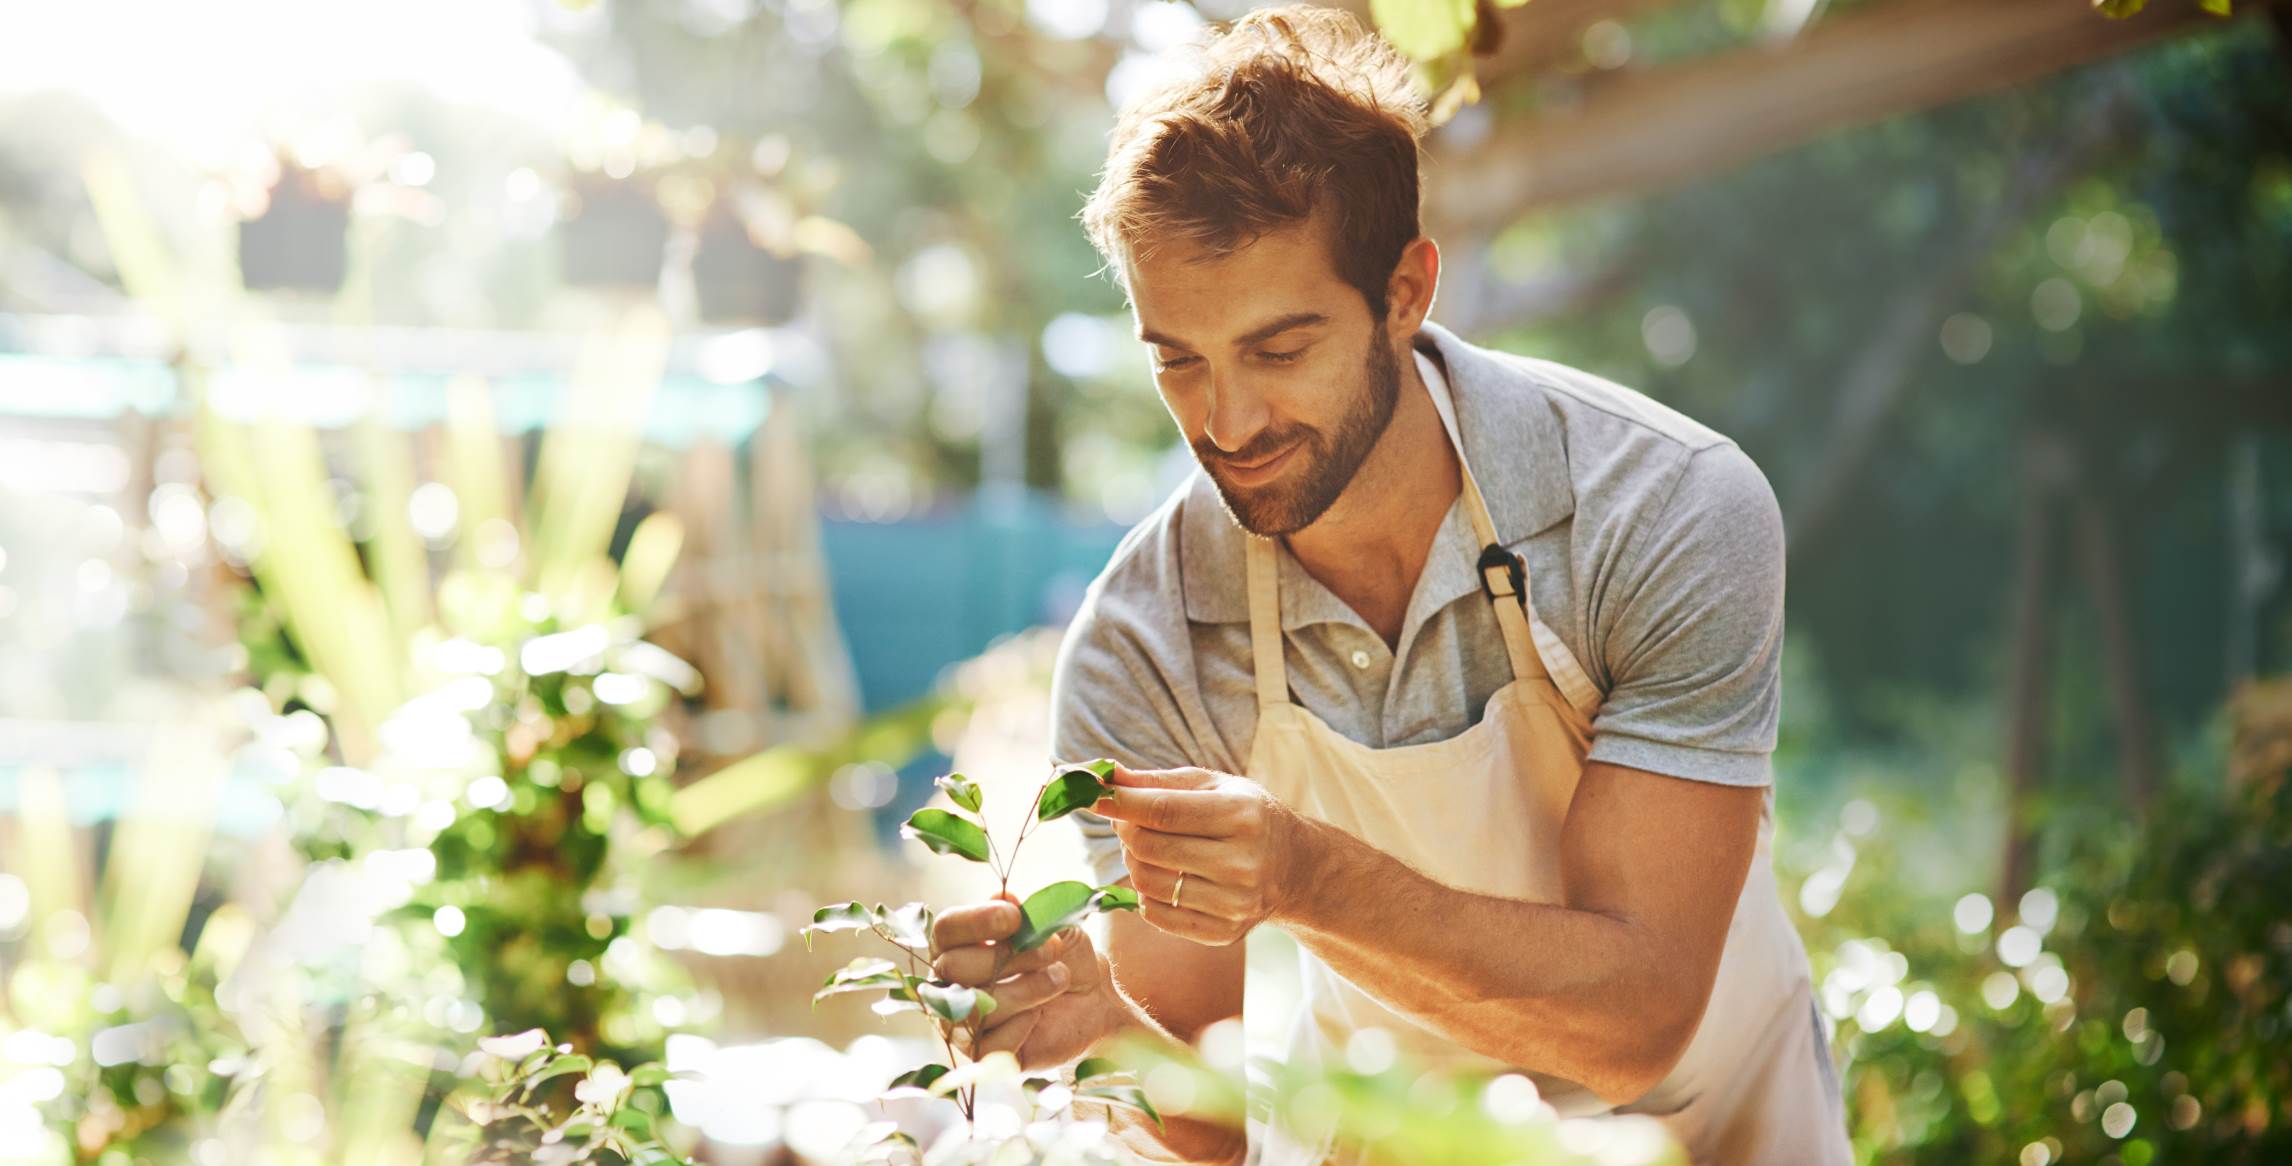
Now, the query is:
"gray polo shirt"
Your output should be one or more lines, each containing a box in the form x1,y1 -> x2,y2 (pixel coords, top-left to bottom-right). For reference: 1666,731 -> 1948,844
1054,319 -> 1786,887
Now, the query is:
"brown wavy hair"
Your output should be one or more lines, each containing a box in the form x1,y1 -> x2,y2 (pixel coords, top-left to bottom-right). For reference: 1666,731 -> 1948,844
1078,5 -> 1429,320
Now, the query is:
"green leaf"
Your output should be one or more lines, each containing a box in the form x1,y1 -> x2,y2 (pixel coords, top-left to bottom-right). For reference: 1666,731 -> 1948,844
1037,762 -> 1115,822
1369,0 -> 1474,61
610,1105 -> 655,1137
1090,884 -> 1142,914
885,1063 -> 951,1095
814,958 -> 907,1003
875,901 -> 932,951
1074,1056 -> 1124,1083
902,808 -> 991,863
1010,880 -> 1098,952
871,995 -> 924,1018
803,902 -> 877,950
821,957 -> 900,986
527,1055 -> 593,1086
929,1052 -> 1020,1096
1079,1082 -> 1164,1131
916,978 -> 997,1023
936,772 -> 982,814
851,1120 -> 919,1162
625,1063 -> 698,1088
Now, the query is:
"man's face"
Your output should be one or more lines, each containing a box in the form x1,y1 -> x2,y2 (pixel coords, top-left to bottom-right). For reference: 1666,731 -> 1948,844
1124,216 -> 1401,537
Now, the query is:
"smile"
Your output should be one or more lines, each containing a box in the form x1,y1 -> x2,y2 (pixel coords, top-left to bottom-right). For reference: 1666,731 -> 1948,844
1221,441 -> 1299,485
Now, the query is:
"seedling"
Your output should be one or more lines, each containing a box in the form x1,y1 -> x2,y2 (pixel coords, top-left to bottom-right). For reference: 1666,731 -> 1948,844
804,759 -> 1157,1155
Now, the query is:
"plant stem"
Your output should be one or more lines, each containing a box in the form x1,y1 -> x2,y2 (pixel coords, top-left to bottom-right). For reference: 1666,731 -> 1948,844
871,929 -> 974,1124
997,773 -> 1058,900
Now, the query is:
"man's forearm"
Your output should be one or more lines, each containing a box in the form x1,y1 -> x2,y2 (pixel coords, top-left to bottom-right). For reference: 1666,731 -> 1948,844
1084,991 -> 1246,1165
1275,816 -> 1706,1102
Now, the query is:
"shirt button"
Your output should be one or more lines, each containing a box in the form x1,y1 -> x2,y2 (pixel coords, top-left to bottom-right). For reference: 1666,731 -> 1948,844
1349,649 -> 1373,670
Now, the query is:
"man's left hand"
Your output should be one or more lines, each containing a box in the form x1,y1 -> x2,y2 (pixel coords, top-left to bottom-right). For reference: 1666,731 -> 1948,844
1093,765 -> 1312,947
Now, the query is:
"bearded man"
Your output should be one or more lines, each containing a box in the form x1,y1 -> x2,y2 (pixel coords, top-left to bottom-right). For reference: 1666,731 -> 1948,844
926,8 -> 1851,1163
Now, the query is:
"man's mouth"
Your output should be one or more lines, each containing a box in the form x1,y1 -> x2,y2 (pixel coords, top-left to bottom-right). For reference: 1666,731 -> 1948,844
1220,440 -> 1299,483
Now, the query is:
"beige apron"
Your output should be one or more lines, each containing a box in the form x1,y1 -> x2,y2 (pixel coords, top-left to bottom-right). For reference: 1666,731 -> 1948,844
1237,360 -> 1850,1166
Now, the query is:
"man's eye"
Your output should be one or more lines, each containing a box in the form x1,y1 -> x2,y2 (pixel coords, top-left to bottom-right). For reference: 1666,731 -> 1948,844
1157,355 -> 1200,372
1259,349 -> 1305,364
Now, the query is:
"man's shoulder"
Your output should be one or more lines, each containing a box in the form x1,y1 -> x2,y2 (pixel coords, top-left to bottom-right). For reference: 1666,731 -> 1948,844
1444,330 -> 1734,459
1429,323 -> 1766,545
1463,340 -> 1781,568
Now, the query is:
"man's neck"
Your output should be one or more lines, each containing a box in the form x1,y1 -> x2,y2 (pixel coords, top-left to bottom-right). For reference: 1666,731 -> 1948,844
1284,343 -> 1462,648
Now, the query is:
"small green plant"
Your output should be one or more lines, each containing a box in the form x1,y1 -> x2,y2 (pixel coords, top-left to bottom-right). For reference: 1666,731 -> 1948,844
803,759 -> 1152,1155
432,1028 -> 692,1165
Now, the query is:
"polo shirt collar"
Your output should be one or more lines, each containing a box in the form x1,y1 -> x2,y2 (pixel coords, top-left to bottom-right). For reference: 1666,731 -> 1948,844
1177,318 -> 1575,626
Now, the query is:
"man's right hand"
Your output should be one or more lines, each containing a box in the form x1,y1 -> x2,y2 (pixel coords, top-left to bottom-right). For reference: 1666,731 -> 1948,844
929,895 -> 1132,1071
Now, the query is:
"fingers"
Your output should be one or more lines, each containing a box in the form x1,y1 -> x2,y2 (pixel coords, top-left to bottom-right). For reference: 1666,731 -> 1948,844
967,1007 -> 1042,1061
1093,786 -> 1231,836
986,963 -> 1072,1016
933,930 -> 1065,985
944,966 -> 1061,1059
1138,894 -> 1248,947
1128,859 -> 1242,920
930,900 -> 1020,956
1114,821 -> 1237,878
1106,765 -> 1218,790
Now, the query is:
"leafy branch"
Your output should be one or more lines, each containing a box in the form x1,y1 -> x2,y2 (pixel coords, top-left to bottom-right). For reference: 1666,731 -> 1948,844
801,759 -> 1152,1151
441,1028 -> 694,1165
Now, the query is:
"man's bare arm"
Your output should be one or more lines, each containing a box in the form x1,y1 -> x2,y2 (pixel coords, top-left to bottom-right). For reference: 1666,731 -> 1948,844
1281,763 -> 1756,1100
1089,879 -> 1249,1165
1100,761 -> 1760,1104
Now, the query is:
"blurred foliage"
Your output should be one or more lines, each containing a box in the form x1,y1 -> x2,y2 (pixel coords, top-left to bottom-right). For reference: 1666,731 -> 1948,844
1102,1027 -> 1684,1166
6,901 -> 247,1163
1495,18 -> 2292,747
1791,678 -> 2292,1165
2098,0 -> 2237,17
428,1030 -> 685,1165
248,597 -> 701,1064
200,305 -> 700,1065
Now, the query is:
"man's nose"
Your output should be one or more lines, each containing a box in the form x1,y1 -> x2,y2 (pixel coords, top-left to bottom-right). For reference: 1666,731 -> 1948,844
1202,369 -> 1273,455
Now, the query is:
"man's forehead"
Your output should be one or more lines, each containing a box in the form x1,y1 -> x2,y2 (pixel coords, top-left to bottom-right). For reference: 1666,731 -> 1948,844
1124,228 -> 1350,348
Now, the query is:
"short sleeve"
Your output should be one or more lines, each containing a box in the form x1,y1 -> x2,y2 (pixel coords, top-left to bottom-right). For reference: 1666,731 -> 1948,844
1050,586 -> 1204,887
1584,443 -> 1786,787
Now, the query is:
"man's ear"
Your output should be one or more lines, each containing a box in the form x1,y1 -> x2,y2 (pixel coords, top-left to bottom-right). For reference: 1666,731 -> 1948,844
1385,235 -> 1440,331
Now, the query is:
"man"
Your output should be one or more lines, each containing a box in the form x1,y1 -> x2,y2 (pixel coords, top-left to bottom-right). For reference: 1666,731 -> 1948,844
926,7 -> 1850,1163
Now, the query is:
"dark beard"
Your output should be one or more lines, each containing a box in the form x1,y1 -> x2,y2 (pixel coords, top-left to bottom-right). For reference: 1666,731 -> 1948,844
1196,331 -> 1403,538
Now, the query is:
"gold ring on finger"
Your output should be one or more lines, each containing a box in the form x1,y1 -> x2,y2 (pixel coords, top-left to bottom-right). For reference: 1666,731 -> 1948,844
1172,871 -> 1186,910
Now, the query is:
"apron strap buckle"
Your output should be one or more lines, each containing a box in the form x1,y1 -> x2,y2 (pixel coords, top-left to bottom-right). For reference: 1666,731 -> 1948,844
1477,543 -> 1525,601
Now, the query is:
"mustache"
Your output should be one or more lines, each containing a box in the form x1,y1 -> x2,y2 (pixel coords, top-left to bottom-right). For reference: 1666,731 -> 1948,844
1196,429 -> 1312,467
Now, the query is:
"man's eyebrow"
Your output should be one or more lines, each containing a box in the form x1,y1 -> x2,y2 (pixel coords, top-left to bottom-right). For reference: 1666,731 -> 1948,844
1138,312 -> 1331,351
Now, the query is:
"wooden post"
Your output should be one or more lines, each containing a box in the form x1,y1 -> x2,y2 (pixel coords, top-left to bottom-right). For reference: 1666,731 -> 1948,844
1999,431 -> 2067,912
2071,487 -> 2159,816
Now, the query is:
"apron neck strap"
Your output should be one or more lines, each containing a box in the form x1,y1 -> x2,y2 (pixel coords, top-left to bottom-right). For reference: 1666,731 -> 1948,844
1245,534 -> 1289,710
1419,350 -> 1547,686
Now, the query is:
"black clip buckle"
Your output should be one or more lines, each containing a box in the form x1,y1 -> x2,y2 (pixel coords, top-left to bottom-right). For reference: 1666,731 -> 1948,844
1477,543 -> 1524,601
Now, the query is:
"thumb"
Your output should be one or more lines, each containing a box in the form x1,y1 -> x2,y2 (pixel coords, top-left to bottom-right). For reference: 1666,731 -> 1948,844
1107,764 -> 1217,790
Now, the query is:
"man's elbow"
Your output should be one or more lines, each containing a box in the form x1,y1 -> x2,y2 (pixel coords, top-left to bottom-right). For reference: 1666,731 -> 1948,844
1583,993 -> 1705,1105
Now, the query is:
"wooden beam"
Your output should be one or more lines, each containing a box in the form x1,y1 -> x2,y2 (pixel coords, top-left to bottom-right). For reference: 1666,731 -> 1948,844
1321,0 -> 1681,82
1429,0 -> 2249,234
1471,0 -> 1683,83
